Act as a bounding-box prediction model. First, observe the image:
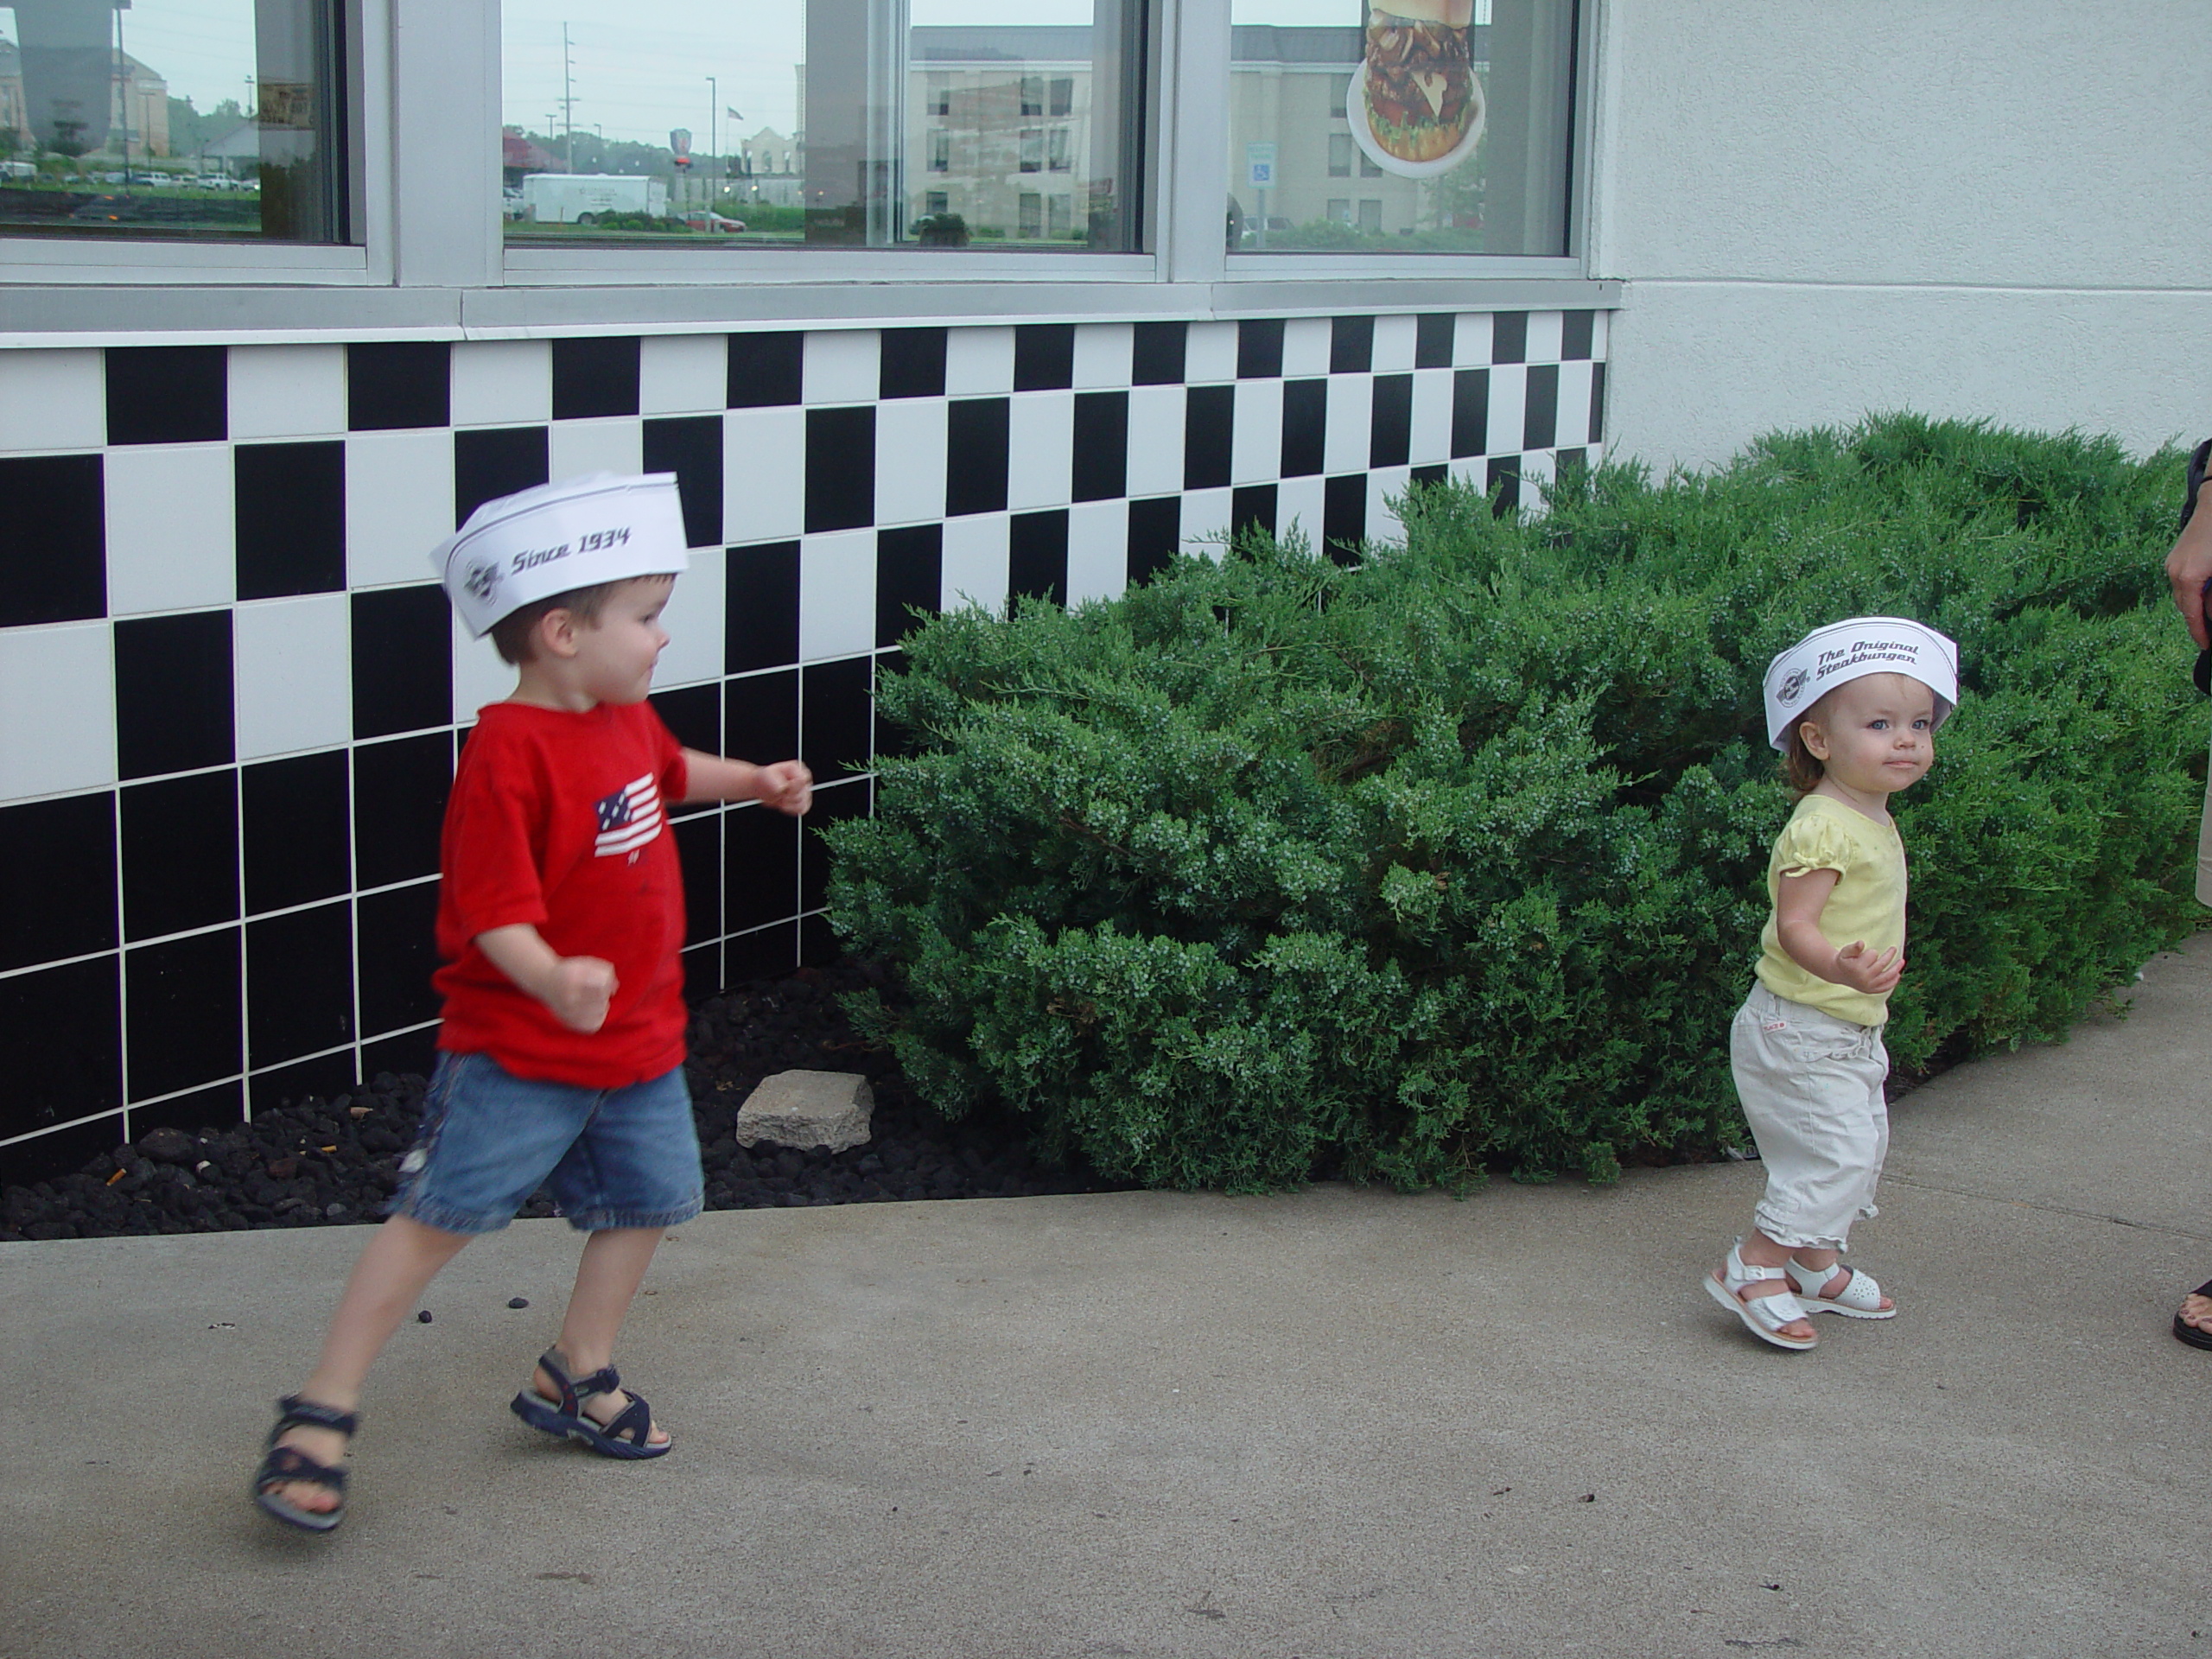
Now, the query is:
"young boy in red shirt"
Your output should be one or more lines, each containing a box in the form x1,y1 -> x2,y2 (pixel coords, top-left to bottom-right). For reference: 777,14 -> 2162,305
254,474 -> 812,1532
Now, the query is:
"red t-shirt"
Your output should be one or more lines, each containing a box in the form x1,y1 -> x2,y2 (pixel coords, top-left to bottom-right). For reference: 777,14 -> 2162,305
433,700 -> 691,1089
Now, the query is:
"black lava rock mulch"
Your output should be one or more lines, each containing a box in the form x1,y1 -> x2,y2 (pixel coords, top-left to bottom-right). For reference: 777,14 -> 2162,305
0,962 -> 1123,1244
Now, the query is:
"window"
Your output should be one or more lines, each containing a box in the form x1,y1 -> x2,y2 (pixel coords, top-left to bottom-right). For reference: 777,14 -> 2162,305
1327,132 -> 1351,177
502,0 -> 1146,251
1046,193 -> 1071,237
1325,196 -> 1349,222
0,0 -> 350,242
1357,196 -> 1381,231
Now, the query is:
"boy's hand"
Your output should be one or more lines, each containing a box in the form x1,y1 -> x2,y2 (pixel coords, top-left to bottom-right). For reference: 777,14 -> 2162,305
541,956 -> 618,1033
754,760 -> 813,816
1831,940 -> 1903,997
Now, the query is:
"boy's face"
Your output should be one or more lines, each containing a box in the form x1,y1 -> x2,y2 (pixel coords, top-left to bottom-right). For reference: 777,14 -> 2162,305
1800,671 -> 1936,798
569,575 -> 676,706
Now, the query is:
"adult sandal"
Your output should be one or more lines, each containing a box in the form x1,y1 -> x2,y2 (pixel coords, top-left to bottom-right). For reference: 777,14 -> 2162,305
1705,1239 -> 1817,1351
510,1347 -> 671,1459
2173,1278 -> 2212,1351
1785,1256 -> 1895,1318
253,1395 -> 359,1533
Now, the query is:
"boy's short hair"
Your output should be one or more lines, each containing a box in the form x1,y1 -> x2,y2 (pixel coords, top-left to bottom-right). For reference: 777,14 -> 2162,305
487,582 -> 618,666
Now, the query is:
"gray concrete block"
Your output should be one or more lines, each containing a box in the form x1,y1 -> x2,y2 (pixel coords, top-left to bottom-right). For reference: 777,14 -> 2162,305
733,1068 -> 874,1152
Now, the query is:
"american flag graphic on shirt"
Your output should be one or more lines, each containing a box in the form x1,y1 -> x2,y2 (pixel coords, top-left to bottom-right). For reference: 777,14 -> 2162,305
592,772 -> 665,858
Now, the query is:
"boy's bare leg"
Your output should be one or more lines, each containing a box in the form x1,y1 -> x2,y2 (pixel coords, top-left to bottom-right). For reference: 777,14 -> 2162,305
528,1225 -> 671,1446
264,1215 -> 474,1514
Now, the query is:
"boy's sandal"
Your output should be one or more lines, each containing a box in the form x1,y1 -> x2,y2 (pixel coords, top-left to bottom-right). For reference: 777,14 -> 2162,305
510,1347 -> 671,1459
1705,1240 -> 1817,1351
252,1395 -> 359,1533
2173,1278 -> 2212,1351
1785,1257 -> 1897,1319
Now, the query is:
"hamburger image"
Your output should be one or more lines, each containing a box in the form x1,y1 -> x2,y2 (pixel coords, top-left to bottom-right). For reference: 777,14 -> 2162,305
1360,0 -> 1476,167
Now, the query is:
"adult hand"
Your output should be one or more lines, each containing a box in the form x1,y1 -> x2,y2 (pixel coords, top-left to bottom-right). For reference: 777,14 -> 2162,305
2165,467 -> 2212,651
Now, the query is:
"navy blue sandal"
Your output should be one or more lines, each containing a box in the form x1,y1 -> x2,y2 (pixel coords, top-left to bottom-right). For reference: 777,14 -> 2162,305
510,1348 -> 671,1459
253,1395 -> 358,1532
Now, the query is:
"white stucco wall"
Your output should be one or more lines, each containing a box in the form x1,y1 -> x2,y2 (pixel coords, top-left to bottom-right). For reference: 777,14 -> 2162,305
1590,0 -> 2212,474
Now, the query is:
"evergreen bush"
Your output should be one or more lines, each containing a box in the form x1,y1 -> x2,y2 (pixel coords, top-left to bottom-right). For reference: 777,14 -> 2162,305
824,415 -> 2207,1192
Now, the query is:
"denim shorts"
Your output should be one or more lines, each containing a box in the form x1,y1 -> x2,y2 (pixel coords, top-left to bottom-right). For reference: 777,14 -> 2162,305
389,1050 -> 704,1236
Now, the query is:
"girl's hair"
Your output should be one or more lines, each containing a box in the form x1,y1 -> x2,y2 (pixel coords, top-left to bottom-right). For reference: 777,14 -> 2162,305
1781,718 -> 1825,795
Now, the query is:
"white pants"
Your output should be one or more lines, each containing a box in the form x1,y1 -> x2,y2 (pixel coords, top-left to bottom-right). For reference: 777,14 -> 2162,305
1730,984 -> 1890,1252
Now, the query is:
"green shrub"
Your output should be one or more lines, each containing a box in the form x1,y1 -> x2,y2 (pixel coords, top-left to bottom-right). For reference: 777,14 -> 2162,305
824,415 -> 2207,1192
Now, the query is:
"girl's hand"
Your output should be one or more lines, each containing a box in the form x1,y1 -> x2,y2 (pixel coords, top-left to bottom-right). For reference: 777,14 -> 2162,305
754,760 -> 814,816
1832,940 -> 1903,996
541,955 -> 618,1033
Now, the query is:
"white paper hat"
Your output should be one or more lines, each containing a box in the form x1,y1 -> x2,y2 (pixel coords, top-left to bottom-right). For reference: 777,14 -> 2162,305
430,473 -> 690,639
1762,616 -> 1960,751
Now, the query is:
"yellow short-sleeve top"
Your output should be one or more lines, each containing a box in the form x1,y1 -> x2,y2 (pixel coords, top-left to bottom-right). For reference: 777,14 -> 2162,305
1752,792 -> 1908,1027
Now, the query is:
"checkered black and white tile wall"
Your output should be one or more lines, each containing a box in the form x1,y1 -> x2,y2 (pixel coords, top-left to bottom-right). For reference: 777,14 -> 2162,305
0,306 -> 1609,1181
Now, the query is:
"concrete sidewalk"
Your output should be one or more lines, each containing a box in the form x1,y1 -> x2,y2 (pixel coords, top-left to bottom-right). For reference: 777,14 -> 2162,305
7,942 -> 2212,1659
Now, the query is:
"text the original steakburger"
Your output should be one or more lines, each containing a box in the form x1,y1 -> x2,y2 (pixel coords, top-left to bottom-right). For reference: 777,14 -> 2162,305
1363,0 -> 1474,165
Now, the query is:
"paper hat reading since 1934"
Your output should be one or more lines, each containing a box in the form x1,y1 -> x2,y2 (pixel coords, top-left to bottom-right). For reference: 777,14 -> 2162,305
430,473 -> 690,639
1761,616 -> 1960,752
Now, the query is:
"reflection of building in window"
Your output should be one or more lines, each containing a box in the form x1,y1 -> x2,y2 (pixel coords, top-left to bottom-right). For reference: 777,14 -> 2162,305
1018,191 -> 1041,237
0,38 -> 168,155
1019,127 -> 1041,173
1020,75 -> 1043,117
1047,194 -> 1071,237
1326,197 -> 1350,223
1047,126 -> 1071,171
906,27 -> 1099,240
1327,132 -> 1351,177
927,74 -> 950,117
735,125 -> 804,207
1049,77 -> 1073,117
925,189 -> 948,214
930,130 -> 950,172
1357,198 -> 1381,231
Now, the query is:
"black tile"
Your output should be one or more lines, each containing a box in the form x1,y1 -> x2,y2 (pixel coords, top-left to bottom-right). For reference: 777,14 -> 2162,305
724,919 -> 798,983
234,441 -> 346,600
120,772 -> 238,941
359,1027 -> 436,1085
243,750 -> 351,914
1523,364 -> 1559,453
800,778 -> 870,913
1009,510 -> 1068,607
651,682 -> 721,758
1184,385 -> 1234,490
1488,455 -> 1522,517
1236,318 -> 1285,379
348,341 -> 451,431
551,335 -> 641,420
352,585 -> 453,741
805,406 -> 874,534
1323,474 -> 1367,563
1014,323 -> 1075,391
880,328 -> 948,400
726,668 -> 799,764
114,611 -> 233,779
249,1054 -> 354,1119
454,426 -> 550,530
871,649 -> 915,760
105,345 -> 226,445
0,957 -> 122,1145
353,733 -> 451,888
0,1114 -> 123,1188
1452,368 -> 1491,459
727,541 -> 801,672
945,398 -> 1011,518
673,811 -> 723,946
1330,316 -> 1374,374
247,900 -> 354,1068
0,792 -> 116,971
355,880 -> 439,1038
1281,379 -> 1327,478
125,928 -> 242,1099
1561,309 -> 1595,361
1370,374 -> 1413,468
1411,463 -> 1448,488
728,332 -> 804,408
1415,313 -> 1455,370
876,524 -> 942,648
1555,448 -> 1590,489
725,804 -> 800,933
130,1080 -> 246,1139
1132,321 -> 1187,385
799,912 -> 840,967
1127,495 -> 1180,587
0,454 -> 105,626
1071,391 -> 1128,503
681,941 -> 722,1005
1491,311 -> 1528,365
1231,485 -> 1277,540
1590,361 -> 1608,447
802,655 -> 875,779
643,416 -> 724,550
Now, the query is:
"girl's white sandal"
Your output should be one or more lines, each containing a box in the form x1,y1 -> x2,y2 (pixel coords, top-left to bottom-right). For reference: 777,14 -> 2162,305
1706,1240 -> 1818,1350
1786,1257 -> 1895,1319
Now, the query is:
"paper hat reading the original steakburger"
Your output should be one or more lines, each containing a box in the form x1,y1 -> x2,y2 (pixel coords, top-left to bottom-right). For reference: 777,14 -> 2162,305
431,473 -> 690,639
1761,616 -> 1960,752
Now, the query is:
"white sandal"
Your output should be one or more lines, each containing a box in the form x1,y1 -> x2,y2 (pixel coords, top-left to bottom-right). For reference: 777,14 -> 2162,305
1786,1257 -> 1895,1319
1705,1240 -> 1817,1350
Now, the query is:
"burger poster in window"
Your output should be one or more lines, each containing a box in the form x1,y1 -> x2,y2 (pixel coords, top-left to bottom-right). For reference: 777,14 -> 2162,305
1351,0 -> 1484,179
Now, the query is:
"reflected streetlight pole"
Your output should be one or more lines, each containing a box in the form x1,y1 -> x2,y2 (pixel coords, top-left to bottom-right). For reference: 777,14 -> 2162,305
706,77 -> 716,209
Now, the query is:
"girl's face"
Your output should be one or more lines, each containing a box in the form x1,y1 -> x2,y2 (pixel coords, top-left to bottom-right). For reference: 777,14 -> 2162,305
1799,672 -> 1936,804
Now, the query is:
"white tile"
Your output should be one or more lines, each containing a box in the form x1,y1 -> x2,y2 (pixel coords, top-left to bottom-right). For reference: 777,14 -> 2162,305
1281,317 -> 1332,378
1124,385 -> 1185,498
1525,310 -> 1565,364
0,621 -> 115,799
1452,312 -> 1494,367
1487,363 -> 1528,455
1065,500 -> 1128,607
944,327 -> 1015,396
657,544 -> 724,689
804,330 -> 880,405
1275,474 -> 1328,553
346,430 -> 456,588
1180,486 -> 1233,556
229,344 -> 346,440
104,444 -> 233,616
1447,455 -> 1486,490
549,416 -> 644,484
723,407 -> 806,543
1554,359 -> 1597,448
234,594 -> 351,760
0,349 -> 104,452
1517,448 -> 1558,493
450,612 -> 516,721
1367,467 -> 1412,545
1591,309 -> 1611,359
1323,375 -> 1372,474
1184,321 -> 1238,384
1231,377 -> 1283,486
1371,314 -> 1419,372
1006,391 -> 1074,512
940,513 -> 1009,613
874,398 -> 948,528
450,340 -> 550,428
639,334 -> 728,416
798,529 -> 875,662
1410,368 -> 1455,465
1071,321 -> 1134,389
